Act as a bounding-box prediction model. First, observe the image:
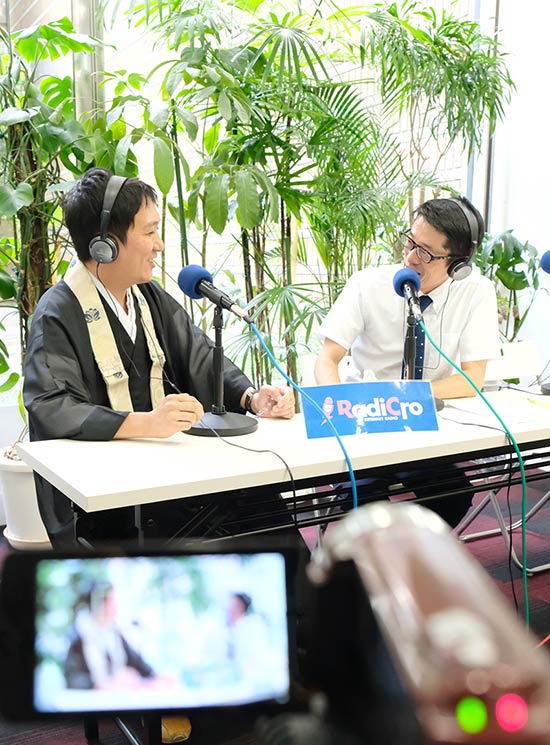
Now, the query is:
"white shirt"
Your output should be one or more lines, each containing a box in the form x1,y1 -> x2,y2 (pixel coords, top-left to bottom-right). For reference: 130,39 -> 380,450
318,263 -> 500,383
89,271 -> 137,342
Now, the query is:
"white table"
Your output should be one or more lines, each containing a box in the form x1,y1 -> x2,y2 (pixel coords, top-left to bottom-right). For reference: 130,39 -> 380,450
16,389 -> 550,537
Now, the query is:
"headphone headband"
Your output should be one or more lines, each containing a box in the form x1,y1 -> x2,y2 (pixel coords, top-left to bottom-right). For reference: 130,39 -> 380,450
446,197 -> 480,281
99,175 -> 127,240
89,174 -> 127,264
449,197 -> 479,257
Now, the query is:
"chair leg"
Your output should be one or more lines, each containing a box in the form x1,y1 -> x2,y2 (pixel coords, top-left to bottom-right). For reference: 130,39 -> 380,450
459,487 -> 550,574
114,714 -> 162,745
456,491 -> 494,539
83,716 -> 100,744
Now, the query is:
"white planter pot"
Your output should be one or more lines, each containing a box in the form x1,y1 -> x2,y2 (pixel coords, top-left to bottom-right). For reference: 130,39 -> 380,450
0,451 -> 51,550
0,404 -> 26,526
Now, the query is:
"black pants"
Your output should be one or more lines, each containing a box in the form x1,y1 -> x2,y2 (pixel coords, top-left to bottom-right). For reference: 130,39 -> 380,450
334,463 -> 475,528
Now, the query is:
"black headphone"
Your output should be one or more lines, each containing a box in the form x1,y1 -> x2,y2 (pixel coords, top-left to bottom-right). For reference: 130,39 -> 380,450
446,197 -> 480,281
88,174 -> 127,264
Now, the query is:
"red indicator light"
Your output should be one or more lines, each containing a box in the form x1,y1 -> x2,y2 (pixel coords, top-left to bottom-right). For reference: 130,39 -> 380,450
495,693 -> 528,732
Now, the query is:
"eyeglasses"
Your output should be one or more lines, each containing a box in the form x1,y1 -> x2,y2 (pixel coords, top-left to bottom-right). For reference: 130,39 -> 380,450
399,233 -> 451,264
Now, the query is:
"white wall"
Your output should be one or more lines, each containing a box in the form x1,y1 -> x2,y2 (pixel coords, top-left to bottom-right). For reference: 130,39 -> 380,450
481,0 -> 550,371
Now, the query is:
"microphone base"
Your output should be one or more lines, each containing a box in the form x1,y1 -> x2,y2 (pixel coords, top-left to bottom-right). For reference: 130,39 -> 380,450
185,411 -> 258,437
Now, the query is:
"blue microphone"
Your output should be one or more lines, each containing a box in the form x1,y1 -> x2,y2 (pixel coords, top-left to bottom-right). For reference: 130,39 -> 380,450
178,265 -> 251,323
540,251 -> 550,274
393,268 -> 423,322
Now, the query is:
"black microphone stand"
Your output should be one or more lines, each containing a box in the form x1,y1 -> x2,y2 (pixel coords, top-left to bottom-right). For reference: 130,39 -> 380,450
402,307 -> 417,381
401,306 -> 445,411
186,305 -> 258,437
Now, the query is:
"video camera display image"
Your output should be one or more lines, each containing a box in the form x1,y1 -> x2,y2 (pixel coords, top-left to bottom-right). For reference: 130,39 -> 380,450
32,552 -> 289,713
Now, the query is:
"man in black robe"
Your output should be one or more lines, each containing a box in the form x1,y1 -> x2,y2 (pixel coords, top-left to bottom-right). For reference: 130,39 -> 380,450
23,168 -> 295,549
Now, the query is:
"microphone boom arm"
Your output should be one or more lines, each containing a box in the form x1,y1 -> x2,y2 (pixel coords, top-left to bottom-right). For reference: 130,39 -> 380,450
212,306 -> 226,415
403,308 -> 417,381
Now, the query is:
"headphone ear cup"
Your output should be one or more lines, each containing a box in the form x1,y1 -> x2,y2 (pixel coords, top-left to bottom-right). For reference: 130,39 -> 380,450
89,235 -> 119,264
448,259 -> 472,281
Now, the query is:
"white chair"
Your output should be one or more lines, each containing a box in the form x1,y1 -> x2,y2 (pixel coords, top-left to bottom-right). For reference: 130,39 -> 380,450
458,339 -> 549,573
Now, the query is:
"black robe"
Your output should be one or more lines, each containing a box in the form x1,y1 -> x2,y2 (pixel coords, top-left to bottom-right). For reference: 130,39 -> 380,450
23,279 -> 253,546
64,629 -> 155,690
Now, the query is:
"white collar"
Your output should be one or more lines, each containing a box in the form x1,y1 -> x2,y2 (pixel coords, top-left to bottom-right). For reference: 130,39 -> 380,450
420,276 -> 453,313
88,270 -> 137,342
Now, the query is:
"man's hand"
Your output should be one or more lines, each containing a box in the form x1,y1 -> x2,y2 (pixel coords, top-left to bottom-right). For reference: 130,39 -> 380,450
115,394 -> 204,439
148,394 -> 205,435
251,385 -> 295,419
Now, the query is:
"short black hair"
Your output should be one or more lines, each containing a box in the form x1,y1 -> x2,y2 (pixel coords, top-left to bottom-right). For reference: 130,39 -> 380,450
414,196 -> 484,260
63,168 -> 158,262
234,592 -> 252,613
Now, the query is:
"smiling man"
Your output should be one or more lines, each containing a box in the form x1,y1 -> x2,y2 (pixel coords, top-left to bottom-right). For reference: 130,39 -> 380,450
23,168 -> 294,548
314,196 -> 499,399
313,196 -> 500,527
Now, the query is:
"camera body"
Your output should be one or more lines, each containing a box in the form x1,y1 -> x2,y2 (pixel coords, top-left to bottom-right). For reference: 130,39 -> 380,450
0,541 -> 295,720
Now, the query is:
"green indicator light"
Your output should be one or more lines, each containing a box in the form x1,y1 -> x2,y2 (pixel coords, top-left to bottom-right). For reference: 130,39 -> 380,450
456,696 -> 488,734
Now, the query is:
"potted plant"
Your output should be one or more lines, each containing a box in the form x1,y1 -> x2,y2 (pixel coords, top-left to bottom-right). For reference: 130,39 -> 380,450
0,19 -> 99,355
474,229 -> 542,342
0,19 -> 102,547
111,0 -> 514,388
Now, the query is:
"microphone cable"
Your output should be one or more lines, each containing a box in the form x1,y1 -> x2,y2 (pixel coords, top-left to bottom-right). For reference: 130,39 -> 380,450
421,320 -> 530,626
133,297 -> 301,540
92,275 -> 299,540
249,322 -> 359,511
437,410 -> 519,612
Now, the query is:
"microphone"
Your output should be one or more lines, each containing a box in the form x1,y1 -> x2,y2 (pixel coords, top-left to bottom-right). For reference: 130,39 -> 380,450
178,265 -> 251,323
540,251 -> 550,274
393,268 -> 422,322
176,264 -> 257,437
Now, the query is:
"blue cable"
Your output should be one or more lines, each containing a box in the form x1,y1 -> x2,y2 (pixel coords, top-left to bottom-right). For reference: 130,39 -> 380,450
422,320 -> 529,627
249,323 -> 358,510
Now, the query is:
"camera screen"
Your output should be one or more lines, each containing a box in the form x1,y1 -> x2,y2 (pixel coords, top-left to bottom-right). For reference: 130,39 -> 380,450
32,552 -> 289,714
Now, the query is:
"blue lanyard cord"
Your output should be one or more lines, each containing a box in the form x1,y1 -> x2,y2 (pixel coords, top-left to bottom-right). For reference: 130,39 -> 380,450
249,323 -> 358,510
421,320 -> 529,627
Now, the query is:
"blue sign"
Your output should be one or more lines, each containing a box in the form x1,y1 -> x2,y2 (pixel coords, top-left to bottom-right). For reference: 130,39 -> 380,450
300,381 -> 439,439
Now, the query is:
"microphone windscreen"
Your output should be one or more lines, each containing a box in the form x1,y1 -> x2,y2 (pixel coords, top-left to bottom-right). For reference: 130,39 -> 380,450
393,267 -> 420,297
178,265 -> 214,299
540,251 -> 550,274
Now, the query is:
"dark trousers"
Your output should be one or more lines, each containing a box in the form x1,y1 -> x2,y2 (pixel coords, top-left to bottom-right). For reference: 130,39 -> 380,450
335,464 -> 475,528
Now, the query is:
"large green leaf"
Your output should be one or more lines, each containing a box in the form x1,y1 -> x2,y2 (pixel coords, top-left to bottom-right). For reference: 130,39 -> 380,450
0,183 -> 34,218
0,268 -> 16,299
13,17 -> 96,63
148,101 -> 171,130
153,136 -> 175,195
249,168 -> 279,223
218,90 -> 232,121
496,267 -> 530,292
0,106 -> 40,126
175,105 -> 199,141
204,174 -> 229,235
0,372 -> 20,393
234,169 -> 260,229
114,134 -> 133,173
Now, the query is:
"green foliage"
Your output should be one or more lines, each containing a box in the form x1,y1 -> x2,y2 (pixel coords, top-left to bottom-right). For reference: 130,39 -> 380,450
474,230 -> 542,341
103,0 -> 514,382
0,2 -> 517,389
365,2 -> 514,157
0,19 -> 102,366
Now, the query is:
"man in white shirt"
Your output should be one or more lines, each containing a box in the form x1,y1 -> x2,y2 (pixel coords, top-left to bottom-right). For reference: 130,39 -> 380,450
314,196 -> 500,526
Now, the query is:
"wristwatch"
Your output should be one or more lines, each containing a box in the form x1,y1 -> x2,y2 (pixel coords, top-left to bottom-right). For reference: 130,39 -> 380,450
244,388 -> 258,414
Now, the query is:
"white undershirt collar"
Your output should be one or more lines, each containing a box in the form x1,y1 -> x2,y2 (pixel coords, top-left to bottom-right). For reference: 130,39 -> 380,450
88,270 -> 137,342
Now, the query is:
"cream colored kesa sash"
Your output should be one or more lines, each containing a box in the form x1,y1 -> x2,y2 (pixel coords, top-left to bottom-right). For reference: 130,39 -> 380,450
64,260 -> 166,411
